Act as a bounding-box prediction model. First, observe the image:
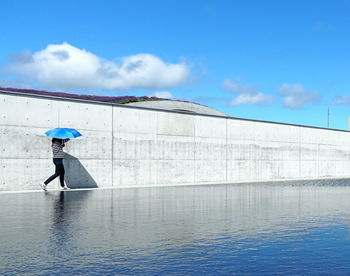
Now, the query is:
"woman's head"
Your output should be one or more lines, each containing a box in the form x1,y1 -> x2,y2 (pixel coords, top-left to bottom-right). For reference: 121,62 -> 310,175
52,138 -> 62,143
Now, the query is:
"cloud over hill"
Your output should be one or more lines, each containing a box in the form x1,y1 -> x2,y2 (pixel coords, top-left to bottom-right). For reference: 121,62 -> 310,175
6,43 -> 190,91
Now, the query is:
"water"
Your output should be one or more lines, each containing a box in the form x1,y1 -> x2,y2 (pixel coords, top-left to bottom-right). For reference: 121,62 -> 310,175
1,182 -> 350,275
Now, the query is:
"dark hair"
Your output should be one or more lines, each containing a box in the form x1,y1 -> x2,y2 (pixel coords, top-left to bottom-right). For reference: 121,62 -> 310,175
52,138 -> 62,143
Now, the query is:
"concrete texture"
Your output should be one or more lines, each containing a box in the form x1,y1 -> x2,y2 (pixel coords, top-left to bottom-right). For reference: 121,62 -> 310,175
1,90 -> 350,192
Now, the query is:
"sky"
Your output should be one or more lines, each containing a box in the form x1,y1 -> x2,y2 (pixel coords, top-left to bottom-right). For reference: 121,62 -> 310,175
1,0 -> 350,130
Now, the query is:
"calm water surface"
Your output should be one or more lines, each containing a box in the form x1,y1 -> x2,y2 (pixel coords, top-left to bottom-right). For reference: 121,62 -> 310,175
1,182 -> 350,275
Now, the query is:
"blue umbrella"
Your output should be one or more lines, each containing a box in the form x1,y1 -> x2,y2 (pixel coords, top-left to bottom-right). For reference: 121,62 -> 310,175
45,128 -> 83,139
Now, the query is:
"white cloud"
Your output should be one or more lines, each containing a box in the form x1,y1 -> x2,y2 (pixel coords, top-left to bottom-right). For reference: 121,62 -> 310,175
149,91 -> 173,99
332,96 -> 350,105
223,79 -> 273,106
6,42 -> 190,90
223,79 -> 255,95
278,83 -> 319,109
230,93 -> 273,106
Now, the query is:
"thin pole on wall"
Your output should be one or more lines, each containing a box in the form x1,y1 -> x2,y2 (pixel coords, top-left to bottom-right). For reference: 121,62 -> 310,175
112,105 -> 114,187
327,107 -> 330,128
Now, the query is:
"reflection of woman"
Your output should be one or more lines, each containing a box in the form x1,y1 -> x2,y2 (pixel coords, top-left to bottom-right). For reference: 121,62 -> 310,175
41,138 -> 70,191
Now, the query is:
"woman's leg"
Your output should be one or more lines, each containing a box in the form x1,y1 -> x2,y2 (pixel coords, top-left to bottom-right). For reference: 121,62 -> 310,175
44,162 -> 60,185
58,163 -> 65,187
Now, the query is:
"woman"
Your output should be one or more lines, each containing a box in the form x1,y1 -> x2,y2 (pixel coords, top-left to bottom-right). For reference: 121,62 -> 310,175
41,138 -> 70,191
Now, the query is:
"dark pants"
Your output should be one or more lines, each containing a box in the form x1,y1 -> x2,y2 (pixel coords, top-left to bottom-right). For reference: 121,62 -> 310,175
44,158 -> 65,187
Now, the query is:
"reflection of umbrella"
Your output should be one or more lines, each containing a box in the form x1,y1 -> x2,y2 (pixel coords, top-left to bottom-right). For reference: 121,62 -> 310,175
45,128 -> 82,139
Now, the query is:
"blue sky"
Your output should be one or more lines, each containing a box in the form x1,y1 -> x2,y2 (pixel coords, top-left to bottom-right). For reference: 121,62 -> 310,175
1,0 -> 350,129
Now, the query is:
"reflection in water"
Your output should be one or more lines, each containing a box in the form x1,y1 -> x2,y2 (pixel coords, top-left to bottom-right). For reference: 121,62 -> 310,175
49,191 -> 92,262
50,192 -> 70,257
1,183 -> 350,274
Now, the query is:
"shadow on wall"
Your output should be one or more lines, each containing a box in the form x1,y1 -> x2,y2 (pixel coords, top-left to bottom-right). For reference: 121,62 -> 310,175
63,153 -> 98,189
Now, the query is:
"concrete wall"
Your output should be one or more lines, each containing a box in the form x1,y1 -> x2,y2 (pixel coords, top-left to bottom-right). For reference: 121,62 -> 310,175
1,90 -> 350,192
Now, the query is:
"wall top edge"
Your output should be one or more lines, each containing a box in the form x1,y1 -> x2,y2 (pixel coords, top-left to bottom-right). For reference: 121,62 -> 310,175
1,89 -> 348,133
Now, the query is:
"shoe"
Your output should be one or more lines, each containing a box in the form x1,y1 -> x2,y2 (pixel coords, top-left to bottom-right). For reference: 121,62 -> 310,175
61,186 -> 70,190
40,183 -> 47,191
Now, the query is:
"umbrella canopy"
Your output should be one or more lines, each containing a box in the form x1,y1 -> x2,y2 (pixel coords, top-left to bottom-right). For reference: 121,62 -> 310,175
45,128 -> 82,139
